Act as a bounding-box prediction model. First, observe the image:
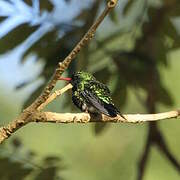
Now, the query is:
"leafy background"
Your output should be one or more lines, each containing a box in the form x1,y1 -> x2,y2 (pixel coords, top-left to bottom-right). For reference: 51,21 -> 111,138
0,0 -> 180,179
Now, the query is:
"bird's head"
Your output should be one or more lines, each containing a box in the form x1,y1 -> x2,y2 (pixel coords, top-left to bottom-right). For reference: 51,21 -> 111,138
59,71 -> 95,86
72,71 -> 95,84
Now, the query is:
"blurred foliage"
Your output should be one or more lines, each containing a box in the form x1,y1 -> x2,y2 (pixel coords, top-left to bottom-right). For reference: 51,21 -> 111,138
0,138 -> 64,180
0,0 -> 180,179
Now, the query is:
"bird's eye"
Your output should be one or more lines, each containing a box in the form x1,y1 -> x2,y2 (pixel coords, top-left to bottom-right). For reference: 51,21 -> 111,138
72,75 -> 79,82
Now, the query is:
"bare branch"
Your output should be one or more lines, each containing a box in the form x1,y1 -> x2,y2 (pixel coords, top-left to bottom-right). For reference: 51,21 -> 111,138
31,110 -> 180,124
37,83 -> 73,111
0,108 -> 179,143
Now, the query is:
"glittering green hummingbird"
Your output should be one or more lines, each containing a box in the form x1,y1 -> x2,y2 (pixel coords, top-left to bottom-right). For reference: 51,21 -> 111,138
59,71 -> 125,118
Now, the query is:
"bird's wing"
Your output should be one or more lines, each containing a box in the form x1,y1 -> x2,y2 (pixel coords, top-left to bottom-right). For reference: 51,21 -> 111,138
90,81 -> 111,95
82,81 -> 118,117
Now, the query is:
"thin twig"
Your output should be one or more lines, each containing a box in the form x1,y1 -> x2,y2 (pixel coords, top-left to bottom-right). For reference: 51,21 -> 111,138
37,83 -> 73,111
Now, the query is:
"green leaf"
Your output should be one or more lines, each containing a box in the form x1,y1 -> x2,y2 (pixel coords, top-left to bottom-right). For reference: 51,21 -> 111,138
0,157 -> 33,180
109,9 -> 119,24
157,85 -> 174,106
35,167 -> 58,180
168,3 -> 180,17
0,24 -> 36,55
112,78 -> 127,107
163,18 -> 179,41
123,0 -> 134,15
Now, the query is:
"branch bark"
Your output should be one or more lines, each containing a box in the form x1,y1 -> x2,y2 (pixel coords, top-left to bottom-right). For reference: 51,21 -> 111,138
31,110 -> 180,124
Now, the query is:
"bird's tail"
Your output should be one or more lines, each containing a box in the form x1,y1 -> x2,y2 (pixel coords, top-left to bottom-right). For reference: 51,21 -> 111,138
104,103 -> 126,119
118,111 -> 127,120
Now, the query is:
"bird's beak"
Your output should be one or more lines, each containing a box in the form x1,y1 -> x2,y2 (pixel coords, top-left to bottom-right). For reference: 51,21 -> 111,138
58,77 -> 72,81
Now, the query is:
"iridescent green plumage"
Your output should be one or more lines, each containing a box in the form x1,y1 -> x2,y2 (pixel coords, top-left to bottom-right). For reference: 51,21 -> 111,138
70,71 -> 124,118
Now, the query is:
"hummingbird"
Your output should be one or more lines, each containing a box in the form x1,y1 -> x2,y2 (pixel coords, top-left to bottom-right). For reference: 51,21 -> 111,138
59,71 -> 125,118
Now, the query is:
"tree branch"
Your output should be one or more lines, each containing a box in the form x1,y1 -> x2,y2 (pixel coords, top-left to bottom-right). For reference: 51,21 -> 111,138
31,110 -> 180,124
37,83 -> 73,111
1,106 -> 179,143
0,110 -> 179,143
0,0 -> 117,144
